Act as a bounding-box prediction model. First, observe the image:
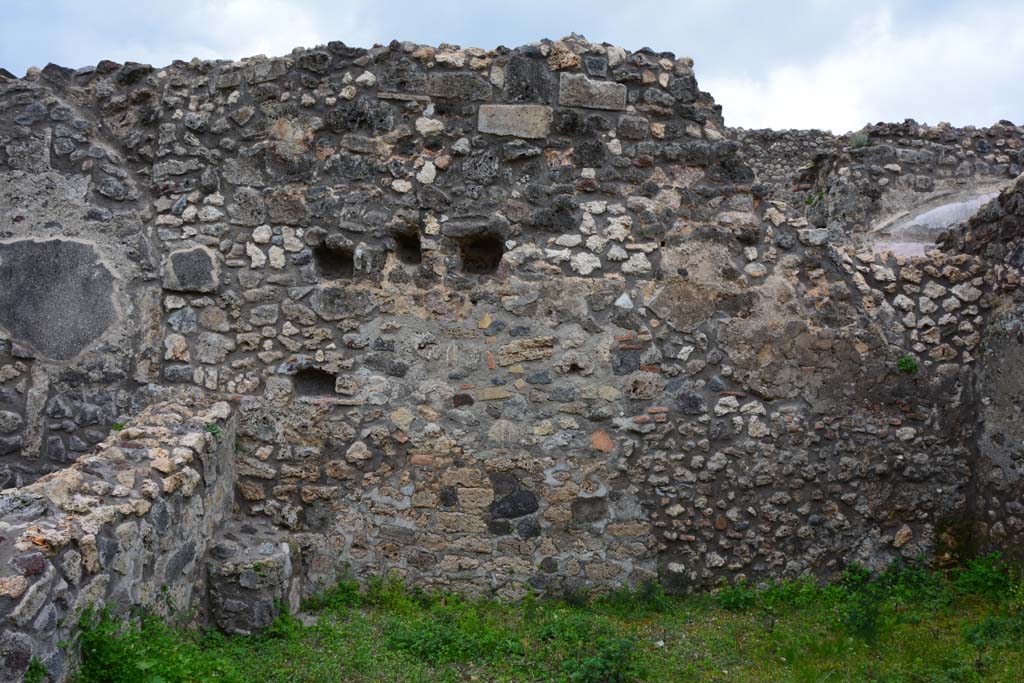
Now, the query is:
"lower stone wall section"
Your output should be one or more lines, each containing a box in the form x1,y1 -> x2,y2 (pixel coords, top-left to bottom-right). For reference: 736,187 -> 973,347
946,176 -> 1024,562
207,518 -> 302,636
0,398 -> 237,682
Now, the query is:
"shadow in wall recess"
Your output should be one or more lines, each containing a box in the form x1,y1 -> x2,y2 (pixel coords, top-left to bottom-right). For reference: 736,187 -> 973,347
394,231 -> 422,265
313,245 -> 354,279
293,367 -> 337,396
460,235 -> 504,274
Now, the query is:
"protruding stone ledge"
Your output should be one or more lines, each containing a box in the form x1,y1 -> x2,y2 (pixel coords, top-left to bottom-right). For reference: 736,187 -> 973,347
558,73 -> 627,110
377,91 -> 430,102
478,104 -> 553,139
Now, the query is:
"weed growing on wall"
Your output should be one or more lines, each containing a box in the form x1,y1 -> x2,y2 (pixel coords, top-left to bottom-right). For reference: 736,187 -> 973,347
850,131 -> 872,148
897,354 -> 919,374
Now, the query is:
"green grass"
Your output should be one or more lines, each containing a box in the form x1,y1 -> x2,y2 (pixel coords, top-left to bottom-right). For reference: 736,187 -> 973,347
70,555 -> 1024,683
24,658 -> 48,683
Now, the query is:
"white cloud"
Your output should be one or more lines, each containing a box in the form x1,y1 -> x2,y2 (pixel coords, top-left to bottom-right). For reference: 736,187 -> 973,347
4,0 -> 378,73
703,4 -> 1024,132
112,0 -> 375,67
175,0 -> 327,60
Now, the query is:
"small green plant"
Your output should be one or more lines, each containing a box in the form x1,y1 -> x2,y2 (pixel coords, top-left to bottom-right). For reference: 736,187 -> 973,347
712,576 -> 825,617
564,636 -> 638,683
964,614 -> 1024,673
964,615 -> 1024,648
760,575 -> 823,610
363,575 -> 429,610
561,584 -> 592,609
385,602 -> 523,664
262,610 -> 303,641
203,423 -> 224,439
110,422 -> 125,432
835,562 -> 885,642
953,553 -> 1011,599
842,589 -> 883,642
302,576 -> 363,612
850,132 -> 871,148
804,189 -> 826,207
897,354 -> 918,374
715,579 -> 757,611
597,580 -> 670,616
1010,572 -> 1024,613
877,558 -> 952,610
24,658 -> 48,683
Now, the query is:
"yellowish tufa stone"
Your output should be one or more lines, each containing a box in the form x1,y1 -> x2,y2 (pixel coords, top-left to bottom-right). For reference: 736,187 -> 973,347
0,576 -> 28,598
893,525 -> 914,548
389,407 -> 415,432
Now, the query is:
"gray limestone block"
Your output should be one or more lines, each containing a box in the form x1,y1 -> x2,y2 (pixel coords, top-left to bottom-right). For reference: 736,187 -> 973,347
558,73 -> 627,110
426,72 -> 492,101
228,186 -> 266,226
0,411 -> 22,435
441,214 -> 511,238
478,104 -> 552,139
0,630 -> 33,681
798,228 -> 830,246
0,436 -> 21,456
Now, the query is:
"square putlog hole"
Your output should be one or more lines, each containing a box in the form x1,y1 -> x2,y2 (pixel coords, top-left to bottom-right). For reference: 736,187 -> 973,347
293,368 -> 337,396
313,245 -> 354,279
394,231 -> 422,265
459,235 -> 504,275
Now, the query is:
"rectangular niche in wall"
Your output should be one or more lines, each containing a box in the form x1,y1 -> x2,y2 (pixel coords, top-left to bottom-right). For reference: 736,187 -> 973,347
313,245 -> 354,279
459,235 -> 504,274
292,368 -> 337,396
394,231 -> 422,265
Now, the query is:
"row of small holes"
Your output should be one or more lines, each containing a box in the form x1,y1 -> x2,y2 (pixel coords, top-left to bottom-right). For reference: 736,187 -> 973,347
312,233 -> 505,279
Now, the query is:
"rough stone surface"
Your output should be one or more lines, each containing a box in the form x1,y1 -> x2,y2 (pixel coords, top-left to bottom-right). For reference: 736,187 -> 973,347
478,104 -> 553,138
558,73 -> 627,110
163,246 -> 221,293
0,399 -> 237,680
0,33 -> 1023,681
208,524 -> 300,635
0,239 -> 118,360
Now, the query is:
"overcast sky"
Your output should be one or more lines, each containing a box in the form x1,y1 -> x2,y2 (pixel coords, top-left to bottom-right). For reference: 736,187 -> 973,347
2,0 -> 1021,133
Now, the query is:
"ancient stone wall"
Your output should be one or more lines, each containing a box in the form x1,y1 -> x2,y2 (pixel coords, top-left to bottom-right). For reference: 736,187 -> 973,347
941,176 -> 1024,562
0,398 -> 237,680
0,34 -> 1022,680
734,127 -> 834,203
737,121 -> 1024,254
0,69 -> 161,489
